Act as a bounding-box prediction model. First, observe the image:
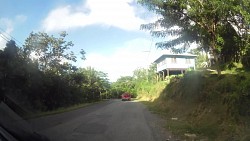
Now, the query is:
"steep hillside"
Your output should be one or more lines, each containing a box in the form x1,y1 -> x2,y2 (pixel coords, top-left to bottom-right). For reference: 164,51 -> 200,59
142,71 -> 250,141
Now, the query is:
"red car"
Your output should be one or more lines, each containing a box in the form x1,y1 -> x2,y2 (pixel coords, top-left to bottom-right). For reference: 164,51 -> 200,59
121,93 -> 131,101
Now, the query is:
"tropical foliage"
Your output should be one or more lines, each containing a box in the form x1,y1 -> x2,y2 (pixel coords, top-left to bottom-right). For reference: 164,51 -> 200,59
110,64 -> 157,99
0,32 -> 110,113
138,0 -> 250,72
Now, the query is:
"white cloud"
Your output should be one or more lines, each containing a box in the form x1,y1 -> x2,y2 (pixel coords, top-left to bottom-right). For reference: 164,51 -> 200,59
42,0 -> 153,32
0,15 -> 27,50
80,38 -> 162,82
0,18 -> 14,50
15,15 -> 27,23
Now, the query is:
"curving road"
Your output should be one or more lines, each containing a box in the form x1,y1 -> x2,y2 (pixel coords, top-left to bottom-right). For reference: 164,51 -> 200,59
29,99 -> 171,141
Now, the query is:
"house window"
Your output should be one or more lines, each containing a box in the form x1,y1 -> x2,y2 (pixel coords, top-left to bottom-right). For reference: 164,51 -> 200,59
171,57 -> 177,63
186,58 -> 191,64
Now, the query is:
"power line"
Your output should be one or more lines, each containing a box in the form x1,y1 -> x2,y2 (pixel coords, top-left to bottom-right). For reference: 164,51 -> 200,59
0,31 -> 23,48
144,35 -> 156,68
146,37 -> 154,61
0,27 -> 23,48
0,31 -> 10,42
0,27 -> 23,45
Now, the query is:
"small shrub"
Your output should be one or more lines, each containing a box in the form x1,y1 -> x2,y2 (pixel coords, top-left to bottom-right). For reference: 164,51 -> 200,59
242,49 -> 250,70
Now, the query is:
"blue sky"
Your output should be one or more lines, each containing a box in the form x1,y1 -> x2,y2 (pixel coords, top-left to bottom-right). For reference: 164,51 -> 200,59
0,0 -> 166,81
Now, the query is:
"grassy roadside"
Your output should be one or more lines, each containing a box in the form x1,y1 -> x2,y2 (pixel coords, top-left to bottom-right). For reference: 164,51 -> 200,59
24,100 -> 105,119
139,70 -> 250,141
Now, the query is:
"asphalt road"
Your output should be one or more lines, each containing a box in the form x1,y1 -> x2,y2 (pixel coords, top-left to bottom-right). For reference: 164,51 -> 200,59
28,99 -> 171,141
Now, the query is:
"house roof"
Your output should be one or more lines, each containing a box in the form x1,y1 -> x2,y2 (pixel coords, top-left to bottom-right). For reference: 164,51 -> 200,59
154,53 -> 197,63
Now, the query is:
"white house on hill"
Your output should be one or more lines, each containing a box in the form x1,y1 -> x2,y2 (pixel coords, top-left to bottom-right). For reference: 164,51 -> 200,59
154,53 -> 196,80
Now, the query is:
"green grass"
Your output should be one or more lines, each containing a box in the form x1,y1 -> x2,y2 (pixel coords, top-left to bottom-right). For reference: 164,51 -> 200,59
139,69 -> 250,141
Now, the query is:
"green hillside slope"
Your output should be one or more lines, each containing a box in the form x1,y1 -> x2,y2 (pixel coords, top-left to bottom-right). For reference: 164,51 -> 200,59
142,71 -> 250,141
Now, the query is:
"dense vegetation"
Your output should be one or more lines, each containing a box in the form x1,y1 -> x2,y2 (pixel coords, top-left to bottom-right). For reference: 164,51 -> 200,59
138,70 -> 250,141
110,64 -> 158,99
0,1 -> 249,139
110,62 -> 250,140
129,2 -> 250,139
0,32 -> 110,113
139,0 -> 250,73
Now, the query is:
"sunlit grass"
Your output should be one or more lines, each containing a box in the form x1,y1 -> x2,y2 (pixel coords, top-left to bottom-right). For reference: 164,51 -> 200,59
139,69 -> 250,141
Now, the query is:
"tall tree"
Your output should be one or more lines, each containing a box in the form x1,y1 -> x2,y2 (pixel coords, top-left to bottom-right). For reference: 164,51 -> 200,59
139,0 -> 250,73
23,31 -> 78,74
78,67 -> 110,101
112,76 -> 136,97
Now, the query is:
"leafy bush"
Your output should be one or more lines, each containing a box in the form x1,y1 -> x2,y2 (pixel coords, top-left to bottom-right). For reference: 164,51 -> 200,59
147,70 -> 250,140
242,49 -> 250,70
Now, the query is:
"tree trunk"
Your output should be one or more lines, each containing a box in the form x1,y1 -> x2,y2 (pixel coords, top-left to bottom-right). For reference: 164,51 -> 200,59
211,22 -> 221,75
215,55 -> 221,75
